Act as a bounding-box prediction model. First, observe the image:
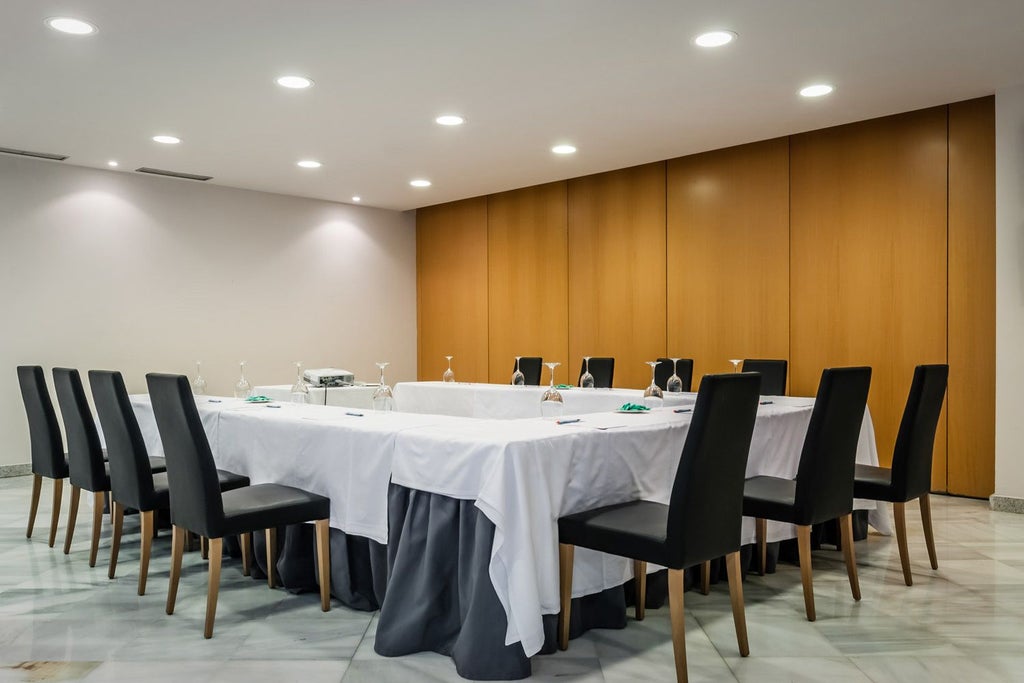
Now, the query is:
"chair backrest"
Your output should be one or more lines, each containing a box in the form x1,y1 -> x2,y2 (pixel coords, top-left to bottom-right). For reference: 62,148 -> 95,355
655,358 -> 694,392
792,366 -> 872,525
579,357 -> 614,388
666,372 -> 760,567
517,357 -> 543,386
890,364 -> 949,501
16,366 -> 68,479
742,359 -> 788,395
52,367 -> 107,492
90,370 -> 158,511
146,373 -> 225,538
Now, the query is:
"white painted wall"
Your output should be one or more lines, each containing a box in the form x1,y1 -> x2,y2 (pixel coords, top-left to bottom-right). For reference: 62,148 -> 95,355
996,83 -> 1024,499
0,155 -> 416,467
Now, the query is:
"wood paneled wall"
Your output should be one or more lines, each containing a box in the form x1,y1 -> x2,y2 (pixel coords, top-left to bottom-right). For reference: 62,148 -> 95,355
415,97 -> 996,497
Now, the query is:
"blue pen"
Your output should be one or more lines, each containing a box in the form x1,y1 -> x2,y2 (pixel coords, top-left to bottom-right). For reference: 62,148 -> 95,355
207,399 -> 222,403
759,400 -> 774,405
673,408 -> 692,413
266,404 -> 281,408
346,411 -> 364,417
556,418 -> 581,425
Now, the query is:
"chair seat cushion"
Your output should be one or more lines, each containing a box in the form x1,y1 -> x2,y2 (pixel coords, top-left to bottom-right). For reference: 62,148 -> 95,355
853,464 -> 898,502
219,483 -> 329,537
146,469 -> 248,512
742,476 -> 798,524
148,456 -> 167,474
558,500 -> 676,567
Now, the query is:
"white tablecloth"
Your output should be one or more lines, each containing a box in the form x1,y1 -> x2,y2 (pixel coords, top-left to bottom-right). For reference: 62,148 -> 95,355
253,384 -> 378,410
393,381 -> 696,418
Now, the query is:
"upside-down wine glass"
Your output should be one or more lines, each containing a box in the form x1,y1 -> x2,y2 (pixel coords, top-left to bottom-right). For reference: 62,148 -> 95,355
643,360 -> 664,406
666,358 -> 683,393
511,356 -> 525,386
540,362 -> 564,417
373,362 -> 393,411
443,356 -> 455,383
579,356 -> 595,389
290,361 -> 309,404
192,361 -> 207,396
234,361 -> 252,399
729,359 -> 742,373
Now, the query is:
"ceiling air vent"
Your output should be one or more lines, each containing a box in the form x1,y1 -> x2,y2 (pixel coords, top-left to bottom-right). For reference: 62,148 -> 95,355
135,167 -> 212,181
0,146 -> 69,161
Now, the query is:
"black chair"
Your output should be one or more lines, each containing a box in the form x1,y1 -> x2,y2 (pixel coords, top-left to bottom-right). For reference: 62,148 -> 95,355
743,366 -> 871,622
578,357 -> 614,388
89,370 -> 250,595
742,359 -> 788,395
515,357 -> 543,386
146,373 -> 332,638
854,364 -> 947,586
17,366 -> 69,548
655,358 -> 694,392
558,373 -> 761,683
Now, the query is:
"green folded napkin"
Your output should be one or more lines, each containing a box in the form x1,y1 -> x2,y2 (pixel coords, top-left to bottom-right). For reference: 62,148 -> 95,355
619,402 -> 650,412
245,395 -> 272,402
555,384 -> 574,389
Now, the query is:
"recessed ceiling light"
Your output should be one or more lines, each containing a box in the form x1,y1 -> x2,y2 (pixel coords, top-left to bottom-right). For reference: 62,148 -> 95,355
410,179 -> 432,188
45,17 -> 97,35
694,30 -> 736,48
435,115 -> 465,126
551,144 -> 577,155
276,75 -> 314,89
800,84 -> 834,98
352,196 -> 361,202
297,160 -> 322,168
152,135 -> 181,144
107,160 -> 119,167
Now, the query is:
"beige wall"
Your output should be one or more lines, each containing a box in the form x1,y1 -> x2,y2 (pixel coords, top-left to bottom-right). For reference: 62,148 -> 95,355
0,155 -> 417,468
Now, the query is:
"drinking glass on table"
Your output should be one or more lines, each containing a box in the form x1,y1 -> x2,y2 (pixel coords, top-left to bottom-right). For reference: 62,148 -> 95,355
540,362 -> 564,417
443,356 -> 455,383
290,361 -> 309,404
666,358 -> 683,393
511,356 -> 525,386
643,360 -> 664,407
192,361 -> 207,396
372,362 -> 393,411
579,356 -> 595,389
234,361 -> 252,399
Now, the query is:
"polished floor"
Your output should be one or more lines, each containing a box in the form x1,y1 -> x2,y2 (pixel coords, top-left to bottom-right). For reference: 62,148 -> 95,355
1,474 -> 1023,682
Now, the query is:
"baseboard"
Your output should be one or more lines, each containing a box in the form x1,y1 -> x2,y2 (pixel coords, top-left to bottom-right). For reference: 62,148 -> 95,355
990,494 -> 1024,514
0,463 -> 32,478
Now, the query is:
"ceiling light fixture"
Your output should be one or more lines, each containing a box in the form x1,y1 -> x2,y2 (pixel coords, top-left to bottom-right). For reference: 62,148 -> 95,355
551,144 -> 577,155
45,17 -> 97,35
152,135 -> 181,144
800,84 -> 834,98
352,196 -> 361,202
410,179 -> 431,188
297,160 -> 322,168
276,75 -> 314,89
435,115 -> 465,126
107,161 -> 119,167
694,30 -> 736,47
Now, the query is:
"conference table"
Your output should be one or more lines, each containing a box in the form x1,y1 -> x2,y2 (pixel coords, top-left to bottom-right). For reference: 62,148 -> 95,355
130,382 -> 888,680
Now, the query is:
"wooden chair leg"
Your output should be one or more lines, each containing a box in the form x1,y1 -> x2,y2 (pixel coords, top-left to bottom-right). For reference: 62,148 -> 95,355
315,519 -> 331,612
558,543 -> 574,650
725,551 -> 749,657
89,491 -> 104,567
200,535 -> 209,560
240,532 -> 252,577
668,568 -> 688,683
138,510 -> 154,596
756,518 -> 767,576
839,513 -> 861,601
27,474 -> 42,538
167,525 -> 185,615
919,493 -> 939,570
63,485 -> 81,555
633,559 -> 647,621
797,525 -> 815,621
204,537 -> 222,639
48,479 -> 64,548
893,502 -> 913,586
701,561 -> 711,595
265,527 -> 278,588
109,502 -> 124,579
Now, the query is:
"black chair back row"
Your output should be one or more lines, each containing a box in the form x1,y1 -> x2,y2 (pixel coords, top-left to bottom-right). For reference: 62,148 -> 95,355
17,366 -> 68,481
515,357 -> 544,386
890,364 -> 949,501
655,358 -> 694,392
53,368 -> 108,495
578,357 -> 614,388
742,359 -> 787,395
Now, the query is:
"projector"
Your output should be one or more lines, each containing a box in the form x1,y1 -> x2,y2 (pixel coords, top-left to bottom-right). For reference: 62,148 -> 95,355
303,368 -> 355,387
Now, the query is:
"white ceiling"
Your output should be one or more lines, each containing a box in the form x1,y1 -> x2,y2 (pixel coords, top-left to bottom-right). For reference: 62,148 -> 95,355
2,1 -> 1023,211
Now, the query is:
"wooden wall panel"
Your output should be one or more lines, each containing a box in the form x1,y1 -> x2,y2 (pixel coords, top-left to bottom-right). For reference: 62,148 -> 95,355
948,96 -> 996,497
416,198 -> 489,382
568,163 -> 667,389
487,183 -> 570,385
666,139 -> 790,385
790,107 -> 948,472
